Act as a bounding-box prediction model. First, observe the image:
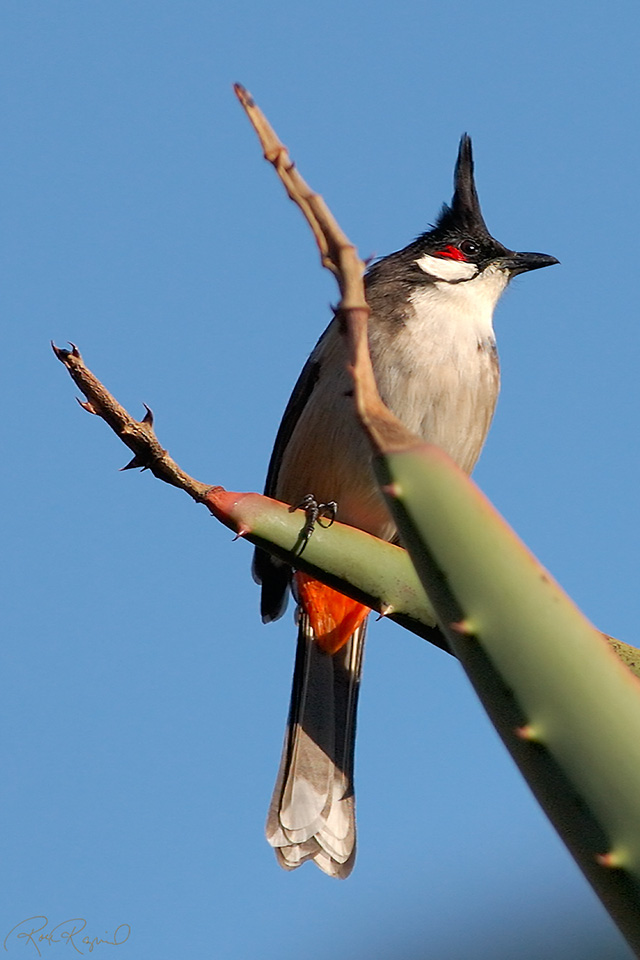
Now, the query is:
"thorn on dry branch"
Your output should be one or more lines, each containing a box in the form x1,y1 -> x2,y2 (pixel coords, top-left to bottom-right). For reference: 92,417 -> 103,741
53,340 -> 211,502
121,453 -> 150,472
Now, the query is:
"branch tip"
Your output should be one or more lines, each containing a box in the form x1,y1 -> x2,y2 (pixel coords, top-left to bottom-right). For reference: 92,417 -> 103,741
51,340 -> 81,362
233,82 -> 254,108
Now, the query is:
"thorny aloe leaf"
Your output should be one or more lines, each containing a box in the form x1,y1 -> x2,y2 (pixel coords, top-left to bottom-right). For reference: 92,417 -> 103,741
373,443 -> 640,955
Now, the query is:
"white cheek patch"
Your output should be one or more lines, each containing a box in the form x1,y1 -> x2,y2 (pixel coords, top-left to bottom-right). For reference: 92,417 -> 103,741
415,252 -> 478,282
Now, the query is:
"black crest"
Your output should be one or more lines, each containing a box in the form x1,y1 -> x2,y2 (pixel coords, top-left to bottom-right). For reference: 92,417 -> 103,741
434,134 -> 490,238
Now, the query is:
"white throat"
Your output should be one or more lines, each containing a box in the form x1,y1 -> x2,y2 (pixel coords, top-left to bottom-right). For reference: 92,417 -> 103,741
366,261 -> 505,477
408,262 -> 509,344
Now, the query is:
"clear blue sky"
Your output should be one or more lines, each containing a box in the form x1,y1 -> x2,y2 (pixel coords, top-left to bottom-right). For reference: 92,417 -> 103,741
3,2 -> 640,958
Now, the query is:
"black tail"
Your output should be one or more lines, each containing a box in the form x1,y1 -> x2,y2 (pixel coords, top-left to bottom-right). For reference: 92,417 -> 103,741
266,613 -> 366,878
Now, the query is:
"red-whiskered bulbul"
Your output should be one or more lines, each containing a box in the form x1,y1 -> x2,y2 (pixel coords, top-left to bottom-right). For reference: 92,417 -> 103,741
253,135 -> 558,877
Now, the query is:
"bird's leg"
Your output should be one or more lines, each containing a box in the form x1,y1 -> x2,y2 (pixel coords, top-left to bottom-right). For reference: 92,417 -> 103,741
289,494 -> 337,554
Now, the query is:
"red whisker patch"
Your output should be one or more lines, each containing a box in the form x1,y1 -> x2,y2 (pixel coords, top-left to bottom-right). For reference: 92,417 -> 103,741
436,244 -> 466,261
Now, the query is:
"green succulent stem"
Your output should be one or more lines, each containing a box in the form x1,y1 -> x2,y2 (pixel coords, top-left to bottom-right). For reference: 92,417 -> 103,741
372,444 -> 640,955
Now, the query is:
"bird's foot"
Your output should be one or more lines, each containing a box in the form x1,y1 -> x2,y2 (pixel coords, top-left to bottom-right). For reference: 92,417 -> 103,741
289,494 -> 337,553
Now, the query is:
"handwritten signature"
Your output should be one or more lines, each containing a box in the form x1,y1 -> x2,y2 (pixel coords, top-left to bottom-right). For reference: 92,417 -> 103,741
3,918 -> 131,956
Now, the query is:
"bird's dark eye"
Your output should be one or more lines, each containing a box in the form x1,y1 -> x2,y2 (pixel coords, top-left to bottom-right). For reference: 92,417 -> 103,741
459,239 -> 479,257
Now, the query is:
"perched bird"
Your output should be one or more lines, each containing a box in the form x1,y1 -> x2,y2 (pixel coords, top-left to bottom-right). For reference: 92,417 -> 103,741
253,135 -> 558,877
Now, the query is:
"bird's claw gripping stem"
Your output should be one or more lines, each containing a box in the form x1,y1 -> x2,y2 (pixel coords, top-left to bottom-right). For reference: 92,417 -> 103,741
289,494 -> 338,553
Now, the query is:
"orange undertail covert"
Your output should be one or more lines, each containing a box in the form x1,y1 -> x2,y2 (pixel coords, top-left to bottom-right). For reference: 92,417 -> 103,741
294,571 -> 370,654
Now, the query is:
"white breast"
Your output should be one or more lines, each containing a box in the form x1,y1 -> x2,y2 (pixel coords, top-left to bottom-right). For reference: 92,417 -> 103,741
275,265 -> 507,540
369,265 -> 507,473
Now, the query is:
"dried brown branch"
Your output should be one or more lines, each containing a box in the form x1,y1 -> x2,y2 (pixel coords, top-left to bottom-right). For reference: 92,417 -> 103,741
52,342 -> 212,501
234,83 -> 418,453
234,83 -> 359,298
51,340 -> 448,649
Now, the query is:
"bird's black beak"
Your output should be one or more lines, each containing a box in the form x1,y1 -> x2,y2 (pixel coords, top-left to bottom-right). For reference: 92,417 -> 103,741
500,251 -> 560,276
